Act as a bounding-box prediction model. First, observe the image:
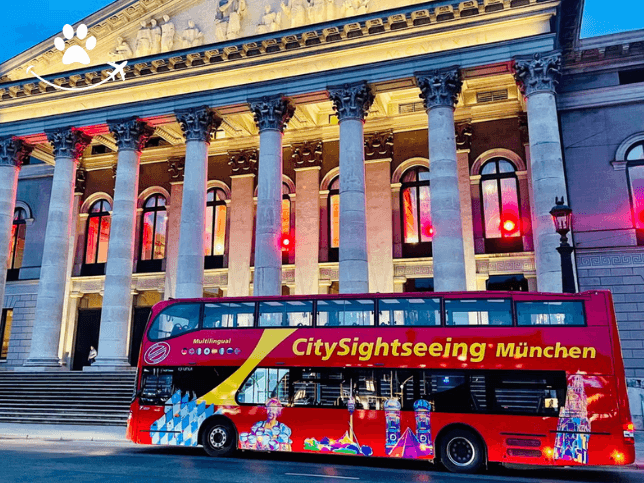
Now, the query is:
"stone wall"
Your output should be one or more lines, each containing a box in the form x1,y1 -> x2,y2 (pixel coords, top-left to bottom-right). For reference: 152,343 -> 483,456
1,281 -> 38,369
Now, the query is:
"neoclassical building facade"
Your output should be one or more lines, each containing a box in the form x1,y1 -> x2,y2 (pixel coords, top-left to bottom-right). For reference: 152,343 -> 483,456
0,0 -> 642,417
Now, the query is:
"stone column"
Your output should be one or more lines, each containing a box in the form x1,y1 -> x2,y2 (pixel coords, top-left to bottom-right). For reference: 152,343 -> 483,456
293,143 -> 322,295
164,159 -> 184,299
93,119 -> 153,370
175,107 -> 221,299
328,82 -> 375,294
249,95 -> 294,297
455,122 -> 477,291
25,128 -> 91,368
226,151 -> 257,297
0,138 -> 32,314
515,52 -> 567,292
416,68 -> 467,292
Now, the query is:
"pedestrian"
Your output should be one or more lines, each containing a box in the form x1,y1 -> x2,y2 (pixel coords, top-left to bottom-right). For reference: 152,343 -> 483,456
88,346 -> 97,365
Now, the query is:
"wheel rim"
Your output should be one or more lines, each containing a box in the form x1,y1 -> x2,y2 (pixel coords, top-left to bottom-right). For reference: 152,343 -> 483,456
209,427 -> 228,449
446,436 -> 476,467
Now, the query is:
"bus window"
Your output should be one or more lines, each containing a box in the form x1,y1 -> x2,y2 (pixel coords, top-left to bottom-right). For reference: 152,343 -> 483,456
445,298 -> 512,326
379,369 -> 415,410
317,299 -> 375,327
379,298 -> 440,326
259,300 -> 313,327
238,368 -> 290,405
516,301 -> 585,326
148,303 -> 201,340
203,302 -> 255,329
490,372 -> 566,416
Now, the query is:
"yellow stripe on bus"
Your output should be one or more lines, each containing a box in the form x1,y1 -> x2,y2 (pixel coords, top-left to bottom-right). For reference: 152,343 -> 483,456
197,328 -> 297,406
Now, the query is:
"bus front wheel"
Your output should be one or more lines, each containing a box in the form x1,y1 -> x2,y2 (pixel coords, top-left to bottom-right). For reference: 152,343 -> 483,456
201,419 -> 236,457
439,428 -> 485,474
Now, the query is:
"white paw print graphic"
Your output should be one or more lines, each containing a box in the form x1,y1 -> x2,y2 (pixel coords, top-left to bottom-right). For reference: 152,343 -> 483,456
54,24 -> 96,65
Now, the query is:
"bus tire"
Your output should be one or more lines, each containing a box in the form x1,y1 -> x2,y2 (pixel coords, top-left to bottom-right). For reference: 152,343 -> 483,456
439,428 -> 485,474
201,419 -> 237,457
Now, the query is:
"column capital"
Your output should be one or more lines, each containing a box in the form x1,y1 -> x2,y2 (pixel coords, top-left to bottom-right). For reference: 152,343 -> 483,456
249,95 -> 294,133
167,157 -> 185,182
45,128 -> 91,161
291,141 -> 323,169
228,149 -> 258,176
364,131 -> 394,161
0,137 -> 33,168
175,106 -> 222,143
107,117 -> 154,152
455,121 -> 473,152
415,67 -> 462,110
328,81 -> 374,122
514,51 -> 562,97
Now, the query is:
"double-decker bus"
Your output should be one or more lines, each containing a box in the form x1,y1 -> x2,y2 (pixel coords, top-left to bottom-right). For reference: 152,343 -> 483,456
127,290 -> 635,473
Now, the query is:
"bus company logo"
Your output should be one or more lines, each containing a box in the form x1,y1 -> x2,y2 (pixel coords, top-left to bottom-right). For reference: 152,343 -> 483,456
144,342 -> 171,365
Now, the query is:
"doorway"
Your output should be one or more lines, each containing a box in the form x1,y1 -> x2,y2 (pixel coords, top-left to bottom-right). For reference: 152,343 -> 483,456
72,308 -> 101,371
130,307 -> 152,366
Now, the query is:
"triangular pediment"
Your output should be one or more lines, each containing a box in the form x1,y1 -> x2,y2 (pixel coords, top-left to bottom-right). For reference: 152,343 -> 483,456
2,0 -> 432,82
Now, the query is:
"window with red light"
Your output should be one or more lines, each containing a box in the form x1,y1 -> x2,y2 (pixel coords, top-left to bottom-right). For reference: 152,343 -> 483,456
85,200 -> 111,265
328,177 -> 340,250
626,142 -> 644,229
140,194 -> 167,261
282,183 -> 293,261
400,166 -> 432,257
205,188 -> 227,257
9,208 -> 27,270
480,159 -> 521,240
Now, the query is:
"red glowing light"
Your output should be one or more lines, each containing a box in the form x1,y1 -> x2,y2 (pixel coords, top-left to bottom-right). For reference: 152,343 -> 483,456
501,215 -> 519,234
281,234 -> 292,250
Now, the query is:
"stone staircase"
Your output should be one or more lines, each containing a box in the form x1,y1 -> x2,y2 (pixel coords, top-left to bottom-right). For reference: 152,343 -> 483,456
0,372 -> 136,426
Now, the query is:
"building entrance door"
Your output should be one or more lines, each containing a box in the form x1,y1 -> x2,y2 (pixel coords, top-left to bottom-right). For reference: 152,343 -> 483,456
130,307 -> 151,366
72,308 -> 101,371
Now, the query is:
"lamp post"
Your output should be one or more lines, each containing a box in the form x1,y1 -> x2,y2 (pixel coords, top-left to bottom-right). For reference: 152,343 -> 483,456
549,197 -> 576,293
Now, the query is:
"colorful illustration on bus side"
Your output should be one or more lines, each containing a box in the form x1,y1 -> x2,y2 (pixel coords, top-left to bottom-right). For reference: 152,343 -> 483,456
554,374 -> 591,464
304,395 -> 373,456
150,390 -> 215,446
385,399 -> 435,459
239,398 -> 293,451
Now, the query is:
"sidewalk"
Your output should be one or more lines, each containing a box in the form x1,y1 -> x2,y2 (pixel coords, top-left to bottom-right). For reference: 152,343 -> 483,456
0,423 -> 129,443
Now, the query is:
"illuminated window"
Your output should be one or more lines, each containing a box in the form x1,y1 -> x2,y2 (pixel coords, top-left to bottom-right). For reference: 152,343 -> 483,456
140,194 -> 167,261
282,183 -> 293,262
205,188 -> 227,269
328,177 -> 340,261
0,309 -> 12,360
83,200 -> 111,274
9,208 -> 27,271
400,166 -> 431,257
627,142 -> 644,229
480,158 -> 523,254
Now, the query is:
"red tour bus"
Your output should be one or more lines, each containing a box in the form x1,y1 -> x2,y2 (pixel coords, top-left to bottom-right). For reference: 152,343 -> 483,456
127,290 -> 635,473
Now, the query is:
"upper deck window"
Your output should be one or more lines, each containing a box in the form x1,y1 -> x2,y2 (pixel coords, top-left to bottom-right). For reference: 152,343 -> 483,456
445,299 -> 512,326
516,301 -> 585,326
148,303 -> 201,340
378,298 -> 440,326
317,299 -> 375,327
259,301 -> 313,327
203,302 -> 255,329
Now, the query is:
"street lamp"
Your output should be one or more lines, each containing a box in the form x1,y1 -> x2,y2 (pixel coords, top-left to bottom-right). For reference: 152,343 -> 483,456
549,197 -> 576,293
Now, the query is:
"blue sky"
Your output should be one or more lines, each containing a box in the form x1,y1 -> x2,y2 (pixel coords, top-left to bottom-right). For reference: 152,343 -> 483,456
0,0 -> 642,64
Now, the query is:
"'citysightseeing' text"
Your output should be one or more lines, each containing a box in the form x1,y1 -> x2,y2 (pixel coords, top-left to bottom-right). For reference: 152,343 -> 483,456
291,337 -> 597,363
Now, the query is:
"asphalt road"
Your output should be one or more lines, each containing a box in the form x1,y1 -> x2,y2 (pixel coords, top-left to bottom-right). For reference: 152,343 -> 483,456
0,439 -> 642,483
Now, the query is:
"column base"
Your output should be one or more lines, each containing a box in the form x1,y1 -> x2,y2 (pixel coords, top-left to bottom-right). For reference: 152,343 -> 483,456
20,357 -> 63,370
85,357 -> 135,372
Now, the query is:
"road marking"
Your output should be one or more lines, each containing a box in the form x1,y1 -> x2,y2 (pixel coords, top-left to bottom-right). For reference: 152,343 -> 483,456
285,474 -> 359,480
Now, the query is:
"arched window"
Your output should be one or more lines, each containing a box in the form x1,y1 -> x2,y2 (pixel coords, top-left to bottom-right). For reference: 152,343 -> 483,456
328,177 -> 340,262
627,142 -> 644,230
400,166 -> 432,257
8,208 -> 27,280
282,183 -> 293,264
205,188 -> 227,269
480,158 -> 522,253
82,199 -> 111,276
138,194 -> 167,273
